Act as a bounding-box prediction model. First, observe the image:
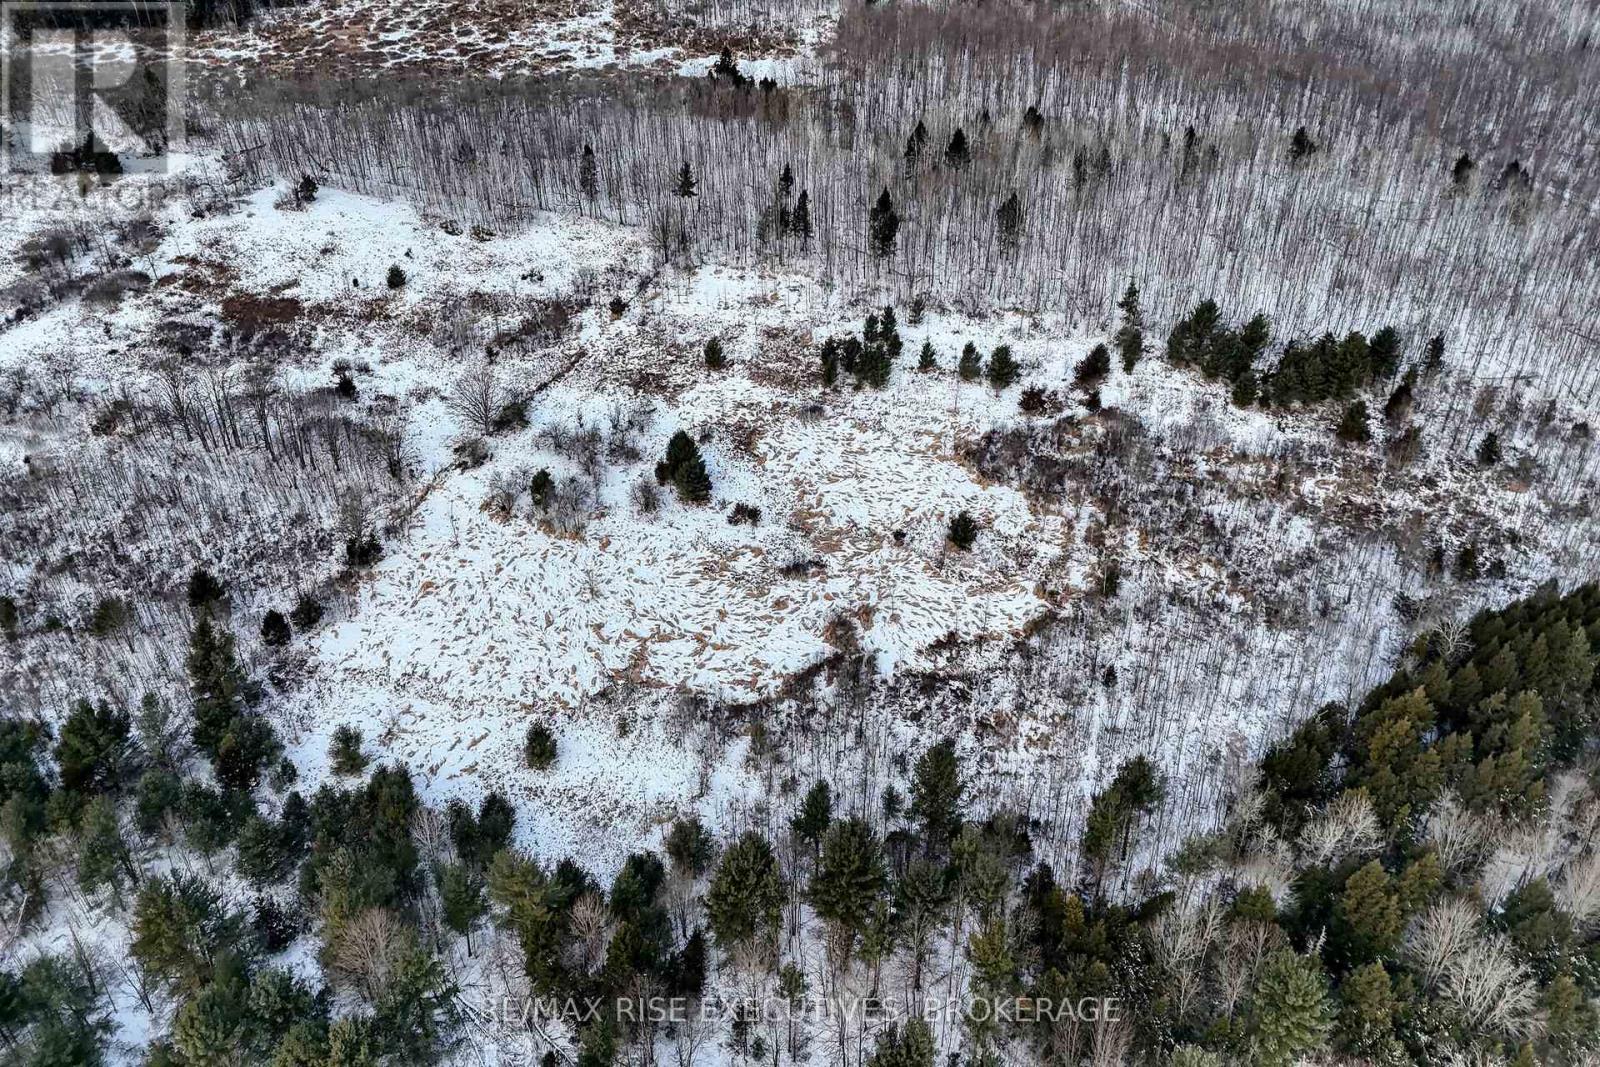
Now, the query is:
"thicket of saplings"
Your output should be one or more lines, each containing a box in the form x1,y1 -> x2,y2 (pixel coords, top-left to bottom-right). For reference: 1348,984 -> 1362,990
221,0 -> 1600,412
3,581 -> 1599,1066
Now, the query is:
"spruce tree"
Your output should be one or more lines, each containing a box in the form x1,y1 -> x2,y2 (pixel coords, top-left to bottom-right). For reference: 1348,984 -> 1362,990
437,861 -> 488,955
986,345 -> 1020,390
674,162 -> 697,199
944,128 -> 971,168
1288,126 -> 1319,165
947,511 -> 979,550
1074,343 -> 1111,388
187,568 -> 225,611
958,342 -> 982,381
55,697 -> 134,796
703,337 -> 726,370
917,340 -> 936,372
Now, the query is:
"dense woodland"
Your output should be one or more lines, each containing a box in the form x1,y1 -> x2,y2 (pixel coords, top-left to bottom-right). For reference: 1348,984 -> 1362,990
3,580 -> 1600,1066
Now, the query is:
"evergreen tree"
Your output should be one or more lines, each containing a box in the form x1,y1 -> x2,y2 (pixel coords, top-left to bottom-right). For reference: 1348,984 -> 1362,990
329,725 -> 368,776
958,341 -> 982,381
987,345 -> 1020,390
77,795 -> 138,901
673,162 -> 697,199
1232,369 -> 1259,408
703,337 -> 725,370
810,817 -> 888,942
290,594 -> 324,630
1368,326 -> 1402,379
791,780 -> 833,855
657,431 -> 712,504
944,128 -> 971,168
996,191 -> 1022,250
917,340 -> 936,372
666,816 -> 715,878
1115,279 -> 1144,373
1288,126 -> 1319,164
1249,950 -> 1332,1067
260,609 -> 291,648
1074,343 -> 1111,388
437,861 -> 488,956
187,568 -> 225,611
579,144 -> 599,201
524,723 -> 558,770
1476,431 -> 1502,466
789,190 -> 813,243
1451,152 -> 1476,187
54,698 -> 134,796
910,739 -> 964,851
705,831 -> 783,949
1423,333 -> 1446,372
947,510 -> 979,550
1336,400 -> 1371,443
868,189 -> 900,259
1332,860 -> 1402,967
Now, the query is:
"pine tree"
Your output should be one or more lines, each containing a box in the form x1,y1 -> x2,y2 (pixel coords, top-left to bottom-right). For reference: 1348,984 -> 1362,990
1368,326 -> 1402,379
910,739 -> 964,850
958,341 -> 982,381
55,697 -> 134,796
917,340 -> 936,372
437,861 -> 488,955
986,345 -> 1020,390
524,723 -> 558,770
705,831 -> 783,949
78,795 -> 138,901
996,192 -> 1022,250
944,128 -> 971,168
579,144 -> 599,201
1424,333 -> 1446,372
1336,400 -> 1371,443
868,189 -> 900,259
674,162 -> 697,199
903,120 -> 929,171
810,817 -> 887,941
792,780 -> 833,855
329,725 -> 368,775
1451,153 -> 1476,187
1114,279 -> 1144,373
666,817 -> 715,878
1249,950 -> 1332,1067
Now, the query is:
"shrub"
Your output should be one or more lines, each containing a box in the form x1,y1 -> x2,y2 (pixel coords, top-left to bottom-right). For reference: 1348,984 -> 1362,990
608,296 -> 628,317
525,723 -> 558,771
386,265 -> 407,289
329,725 -> 368,776
948,511 -> 979,550
728,503 -> 762,526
